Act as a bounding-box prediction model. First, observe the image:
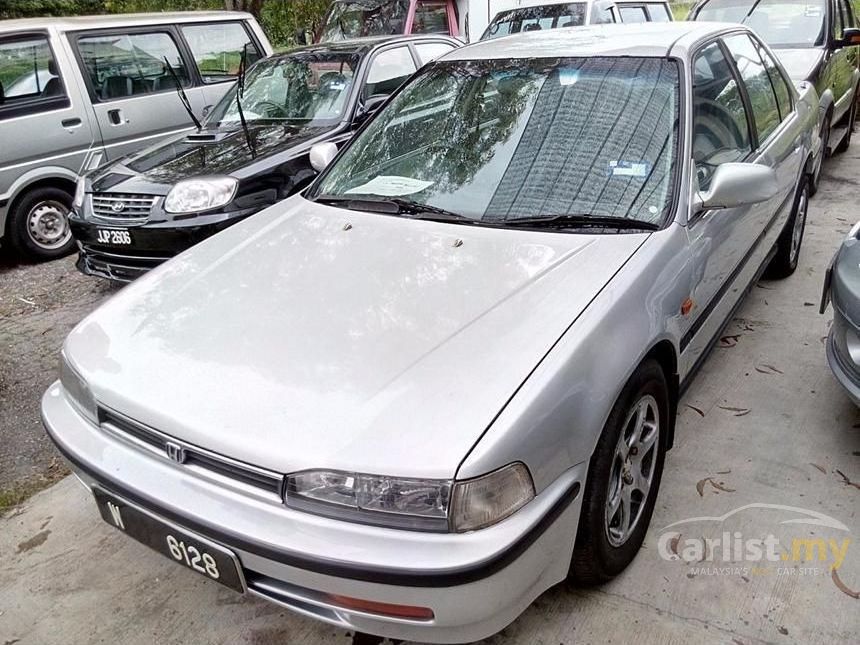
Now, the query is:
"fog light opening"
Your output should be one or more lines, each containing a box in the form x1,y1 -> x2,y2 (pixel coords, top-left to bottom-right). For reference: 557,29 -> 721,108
326,594 -> 434,620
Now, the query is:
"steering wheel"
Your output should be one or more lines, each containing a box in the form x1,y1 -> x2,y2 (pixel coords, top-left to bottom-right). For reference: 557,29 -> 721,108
254,101 -> 288,118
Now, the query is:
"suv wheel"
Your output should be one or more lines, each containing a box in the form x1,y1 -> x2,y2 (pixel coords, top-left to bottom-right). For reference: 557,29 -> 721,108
568,359 -> 668,585
7,186 -> 75,260
834,89 -> 857,155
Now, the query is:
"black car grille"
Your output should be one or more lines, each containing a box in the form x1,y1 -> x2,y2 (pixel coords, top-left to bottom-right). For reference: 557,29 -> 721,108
98,406 -> 284,497
91,193 -> 157,219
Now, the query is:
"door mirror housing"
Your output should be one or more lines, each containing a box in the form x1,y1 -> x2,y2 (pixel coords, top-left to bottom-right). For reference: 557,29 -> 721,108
354,94 -> 389,124
836,27 -> 860,49
309,142 -> 338,172
694,163 -> 779,212
295,28 -> 310,46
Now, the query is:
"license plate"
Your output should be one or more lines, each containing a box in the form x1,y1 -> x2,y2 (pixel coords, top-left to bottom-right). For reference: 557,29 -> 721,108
96,228 -> 132,245
93,489 -> 245,593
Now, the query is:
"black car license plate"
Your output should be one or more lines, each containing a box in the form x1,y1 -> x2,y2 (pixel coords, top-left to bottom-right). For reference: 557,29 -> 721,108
93,489 -> 245,593
96,228 -> 132,245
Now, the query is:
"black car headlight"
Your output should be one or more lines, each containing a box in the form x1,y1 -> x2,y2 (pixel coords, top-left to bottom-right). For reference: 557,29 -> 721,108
164,176 -> 237,214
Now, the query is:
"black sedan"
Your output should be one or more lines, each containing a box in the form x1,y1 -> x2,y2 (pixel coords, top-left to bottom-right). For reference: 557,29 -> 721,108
70,34 -> 458,282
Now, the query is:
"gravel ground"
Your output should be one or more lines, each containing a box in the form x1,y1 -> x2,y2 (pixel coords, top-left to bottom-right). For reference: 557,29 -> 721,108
0,251 -> 116,503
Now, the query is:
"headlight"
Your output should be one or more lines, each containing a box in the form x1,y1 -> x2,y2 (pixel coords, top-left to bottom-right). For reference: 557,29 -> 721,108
285,462 -> 534,532
59,351 -> 97,424
73,175 -> 86,210
164,176 -> 237,214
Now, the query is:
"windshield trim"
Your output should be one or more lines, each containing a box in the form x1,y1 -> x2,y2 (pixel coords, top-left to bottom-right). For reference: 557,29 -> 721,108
306,56 -> 685,233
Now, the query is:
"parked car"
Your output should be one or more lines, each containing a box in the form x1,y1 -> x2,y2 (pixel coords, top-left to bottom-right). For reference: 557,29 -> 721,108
689,0 -> 860,195
0,12 -> 272,260
70,34 -> 459,283
480,0 -> 671,41
43,22 -> 817,643
821,221 -> 860,404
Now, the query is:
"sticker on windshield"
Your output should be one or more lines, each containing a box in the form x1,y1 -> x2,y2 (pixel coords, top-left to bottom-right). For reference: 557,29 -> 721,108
345,176 -> 434,197
609,160 -> 650,178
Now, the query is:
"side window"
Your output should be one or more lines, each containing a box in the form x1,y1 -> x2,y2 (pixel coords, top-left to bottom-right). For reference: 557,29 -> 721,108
840,0 -> 856,28
647,4 -> 672,21
77,31 -> 190,101
723,34 -> 781,143
834,0 -> 846,38
618,6 -> 649,23
181,22 -> 261,84
364,46 -> 416,98
414,42 -> 456,65
412,1 -> 451,34
0,35 -> 67,119
692,41 -> 753,190
755,39 -> 793,119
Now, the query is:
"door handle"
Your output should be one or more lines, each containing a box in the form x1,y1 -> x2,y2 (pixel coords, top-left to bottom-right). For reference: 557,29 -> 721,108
61,117 -> 82,129
107,108 -> 126,125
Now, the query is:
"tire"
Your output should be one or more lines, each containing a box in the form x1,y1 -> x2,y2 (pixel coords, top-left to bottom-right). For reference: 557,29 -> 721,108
568,359 -> 668,585
834,88 -> 857,155
765,177 -> 809,280
6,186 -> 75,261
809,113 -> 831,197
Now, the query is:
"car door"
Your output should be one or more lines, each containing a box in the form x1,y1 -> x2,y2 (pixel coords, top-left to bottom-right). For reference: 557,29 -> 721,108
177,20 -> 264,119
70,26 -> 206,162
681,38 -> 772,370
838,0 -> 860,101
828,0 -> 852,122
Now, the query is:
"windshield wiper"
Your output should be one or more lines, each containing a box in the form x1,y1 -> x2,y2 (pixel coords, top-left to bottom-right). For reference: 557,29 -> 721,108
314,194 -> 473,223
235,44 -> 257,159
501,214 -> 659,231
163,57 -> 201,130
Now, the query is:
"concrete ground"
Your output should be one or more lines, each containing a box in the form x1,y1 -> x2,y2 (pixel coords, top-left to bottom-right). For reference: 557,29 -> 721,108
1,147 -> 859,644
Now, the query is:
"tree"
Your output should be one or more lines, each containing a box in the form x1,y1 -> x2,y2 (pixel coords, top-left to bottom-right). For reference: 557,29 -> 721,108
223,0 -> 264,18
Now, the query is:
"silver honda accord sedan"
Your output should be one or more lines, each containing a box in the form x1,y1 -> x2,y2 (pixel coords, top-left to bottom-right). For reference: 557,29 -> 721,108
43,22 -> 817,643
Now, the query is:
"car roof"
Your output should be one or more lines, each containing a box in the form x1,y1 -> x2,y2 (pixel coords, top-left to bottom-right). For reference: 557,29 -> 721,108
444,22 -> 744,60
0,11 -> 253,34
280,34 -> 459,58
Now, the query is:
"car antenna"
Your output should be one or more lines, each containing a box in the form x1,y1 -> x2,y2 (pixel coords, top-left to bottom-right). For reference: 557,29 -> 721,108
163,56 -> 202,130
235,43 -> 257,158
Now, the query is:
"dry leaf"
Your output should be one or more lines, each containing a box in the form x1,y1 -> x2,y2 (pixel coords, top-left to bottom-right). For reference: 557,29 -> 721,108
719,334 -> 741,347
832,568 -> 860,599
711,480 -> 736,493
686,404 -> 705,417
696,478 -> 708,497
809,463 -> 827,474
756,282 -> 774,290
719,405 -> 751,417
669,533 -> 682,556
755,364 -> 783,375
716,469 -> 732,475
835,469 -> 860,490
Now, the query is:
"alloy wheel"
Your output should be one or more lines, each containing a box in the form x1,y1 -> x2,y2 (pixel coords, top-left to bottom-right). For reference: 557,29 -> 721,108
26,200 -> 71,250
604,394 -> 660,547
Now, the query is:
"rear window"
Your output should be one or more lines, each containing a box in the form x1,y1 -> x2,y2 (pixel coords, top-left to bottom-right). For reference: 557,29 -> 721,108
482,3 -> 589,40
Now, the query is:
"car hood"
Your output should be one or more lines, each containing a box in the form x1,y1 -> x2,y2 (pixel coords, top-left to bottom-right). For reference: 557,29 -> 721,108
65,197 -> 648,478
773,47 -> 825,84
90,123 -> 337,194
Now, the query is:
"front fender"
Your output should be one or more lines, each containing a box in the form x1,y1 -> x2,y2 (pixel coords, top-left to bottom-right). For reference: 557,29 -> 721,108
458,224 -> 693,493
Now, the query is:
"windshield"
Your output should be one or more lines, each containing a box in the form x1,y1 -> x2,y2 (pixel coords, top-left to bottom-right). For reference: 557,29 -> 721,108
319,0 -> 410,41
695,0 -> 827,48
206,52 -> 358,126
483,4 -> 590,40
311,57 -> 680,227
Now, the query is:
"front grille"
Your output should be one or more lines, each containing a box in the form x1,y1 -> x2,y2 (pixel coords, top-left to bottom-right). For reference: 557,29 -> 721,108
98,406 -> 284,497
91,193 -> 157,219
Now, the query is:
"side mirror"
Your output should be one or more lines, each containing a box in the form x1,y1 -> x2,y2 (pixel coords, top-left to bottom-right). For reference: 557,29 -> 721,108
295,28 -> 309,46
354,94 -> 389,124
695,163 -> 779,212
836,27 -> 860,49
309,142 -> 338,172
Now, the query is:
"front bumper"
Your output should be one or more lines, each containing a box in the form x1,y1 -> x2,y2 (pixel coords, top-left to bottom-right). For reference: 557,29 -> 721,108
70,209 -> 252,282
42,383 -> 584,643
826,312 -> 860,407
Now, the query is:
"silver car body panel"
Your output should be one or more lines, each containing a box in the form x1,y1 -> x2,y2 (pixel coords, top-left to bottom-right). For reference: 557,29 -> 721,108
0,12 -> 272,242
43,23 -> 819,642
